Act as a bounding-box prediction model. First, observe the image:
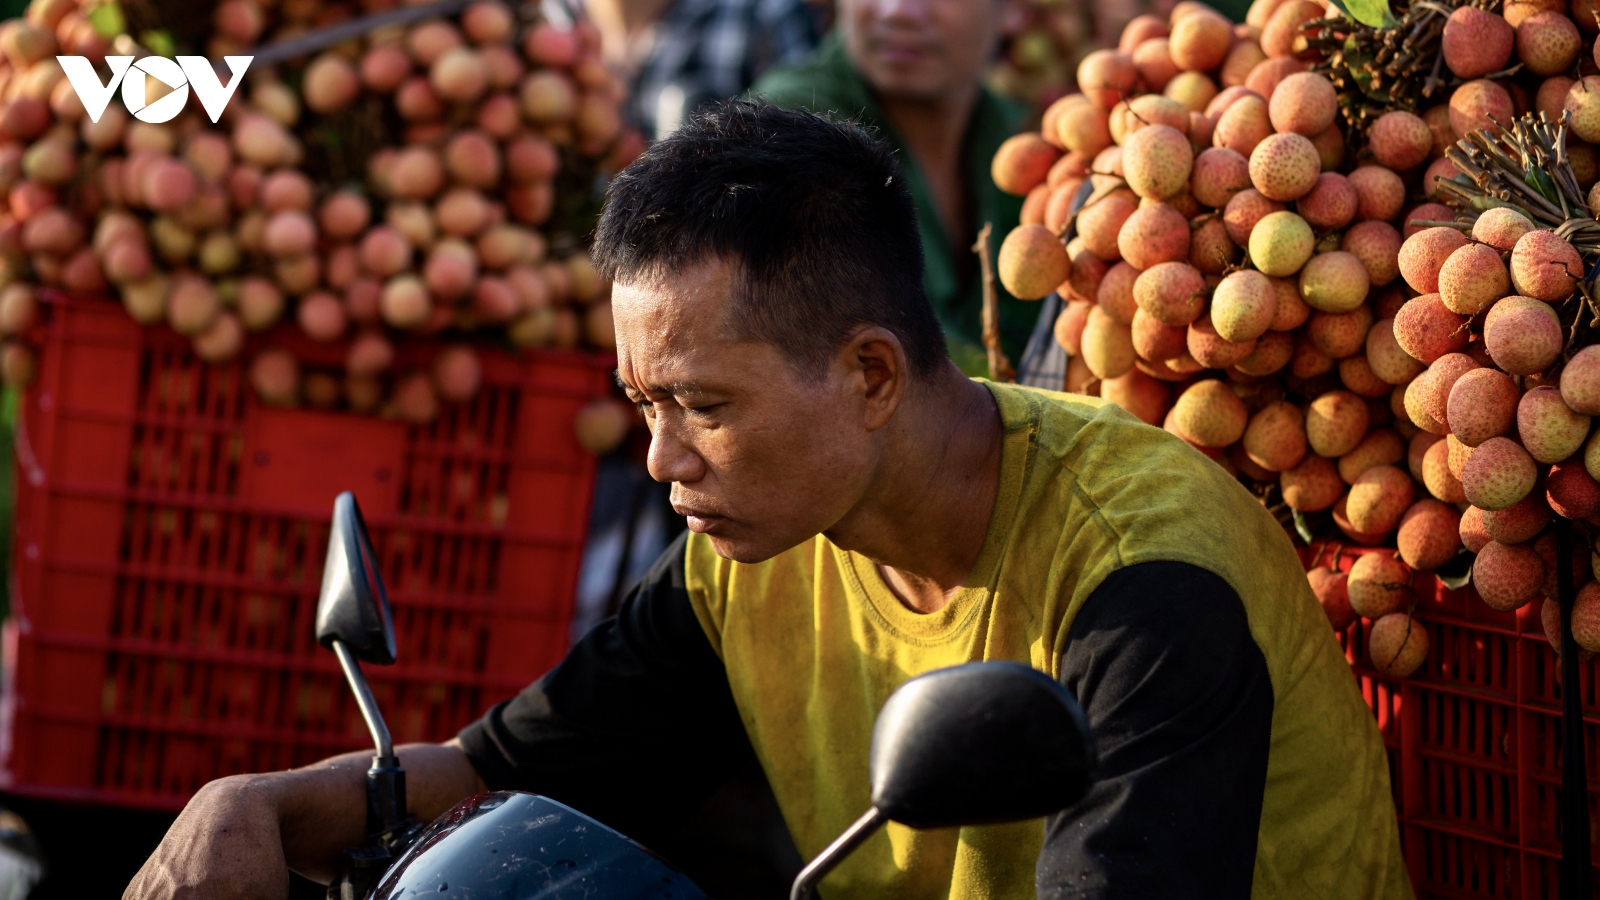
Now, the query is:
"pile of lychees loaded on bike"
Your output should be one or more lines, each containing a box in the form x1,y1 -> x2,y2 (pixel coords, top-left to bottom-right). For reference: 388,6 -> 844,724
0,0 -> 640,448
989,0 -> 1600,676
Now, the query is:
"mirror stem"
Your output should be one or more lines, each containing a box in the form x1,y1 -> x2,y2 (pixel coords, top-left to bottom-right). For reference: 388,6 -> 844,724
789,807 -> 886,900
333,639 -> 394,758
332,639 -> 408,837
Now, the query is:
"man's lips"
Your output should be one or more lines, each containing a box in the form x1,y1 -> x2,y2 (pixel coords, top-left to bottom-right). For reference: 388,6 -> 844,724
868,37 -> 934,66
675,507 -> 728,534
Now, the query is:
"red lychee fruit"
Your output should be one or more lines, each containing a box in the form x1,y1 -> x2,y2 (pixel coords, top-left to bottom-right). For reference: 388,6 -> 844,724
1123,124 -> 1194,200
1307,566 -> 1355,630
1510,229 -> 1583,301
1443,6 -> 1516,78
1349,553 -> 1415,618
1474,540 -> 1547,610
1560,344 -> 1600,414
1170,378 -> 1249,447
1213,95 -> 1273,156
1118,202 -> 1191,269
1548,459 -> 1600,518
1222,188 -> 1285,246
1249,131 -> 1321,201
1368,111 -> 1433,170
1187,315 -> 1258,369
1450,79 -> 1515,138
1482,493 -> 1553,543
1348,165 -> 1406,222
1190,146 -> 1252,208
1076,192 -> 1137,261
1078,50 -> 1140,108
1399,226 -> 1470,294
1447,367 -> 1521,446
1366,317 -> 1425,384
1392,293 -> 1469,364
1369,613 -> 1429,677
1281,453 -> 1343,511
1517,10 -> 1581,75
1133,261 -> 1208,326
1397,499 -> 1464,570
1461,436 -> 1539,510
1437,242 -> 1510,315
1483,295 -> 1563,375
1347,465 -> 1416,535
1342,221 -> 1403,286
1267,71 -> 1338,135
1297,172 -> 1358,230
1517,384 -> 1591,463
1243,400 -> 1308,471
1307,389 -> 1372,457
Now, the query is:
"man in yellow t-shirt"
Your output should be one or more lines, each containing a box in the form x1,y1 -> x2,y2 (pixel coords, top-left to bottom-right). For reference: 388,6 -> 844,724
127,100 -> 1412,900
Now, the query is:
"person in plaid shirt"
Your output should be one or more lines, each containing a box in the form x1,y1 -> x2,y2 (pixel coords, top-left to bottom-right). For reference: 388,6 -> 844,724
586,0 -> 824,141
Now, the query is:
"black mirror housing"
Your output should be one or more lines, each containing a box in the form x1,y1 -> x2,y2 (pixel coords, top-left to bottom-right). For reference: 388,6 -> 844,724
314,491 -> 397,665
790,662 -> 1098,900
869,662 -> 1095,830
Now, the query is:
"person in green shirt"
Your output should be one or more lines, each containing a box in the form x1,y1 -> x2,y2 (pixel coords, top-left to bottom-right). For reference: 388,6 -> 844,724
751,0 -> 1036,374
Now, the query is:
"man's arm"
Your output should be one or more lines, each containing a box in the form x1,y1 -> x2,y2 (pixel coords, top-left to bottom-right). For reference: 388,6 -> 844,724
1037,560 -> 1274,900
127,532 -> 753,897
124,742 -> 484,898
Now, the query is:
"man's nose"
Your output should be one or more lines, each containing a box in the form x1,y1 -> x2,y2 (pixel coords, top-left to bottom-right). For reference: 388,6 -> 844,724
646,417 -> 706,485
863,0 -> 929,21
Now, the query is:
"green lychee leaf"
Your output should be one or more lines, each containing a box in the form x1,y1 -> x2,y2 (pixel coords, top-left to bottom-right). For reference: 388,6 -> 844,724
87,4 -> 125,38
1327,0 -> 1396,28
1293,509 -> 1315,545
1321,0 -> 1354,21
1435,549 -> 1474,591
1526,167 -> 1560,205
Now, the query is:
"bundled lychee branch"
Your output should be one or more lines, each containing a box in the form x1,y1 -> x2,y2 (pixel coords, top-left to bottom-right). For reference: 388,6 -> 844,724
1308,0 -> 1510,147
1432,112 -> 1600,348
1438,112 -> 1600,253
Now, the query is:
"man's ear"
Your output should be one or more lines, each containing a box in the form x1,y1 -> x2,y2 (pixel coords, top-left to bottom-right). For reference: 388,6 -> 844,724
840,326 -> 908,432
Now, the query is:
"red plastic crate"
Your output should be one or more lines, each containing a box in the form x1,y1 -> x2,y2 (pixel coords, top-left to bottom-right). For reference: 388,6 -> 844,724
1305,542 -> 1600,899
0,294 -> 612,810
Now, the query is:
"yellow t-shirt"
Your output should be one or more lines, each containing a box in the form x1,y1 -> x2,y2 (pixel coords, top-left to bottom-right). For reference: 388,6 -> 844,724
684,380 -> 1411,899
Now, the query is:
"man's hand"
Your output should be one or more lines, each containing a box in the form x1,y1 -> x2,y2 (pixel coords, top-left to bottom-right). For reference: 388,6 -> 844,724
124,742 -> 486,899
124,775 -> 291,899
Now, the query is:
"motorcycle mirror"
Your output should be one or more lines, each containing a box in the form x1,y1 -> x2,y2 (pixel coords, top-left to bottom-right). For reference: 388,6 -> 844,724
790,662 -> 1095,900
869,661 -> 1095,827
315,491 -> 396,665
313,492 -> 407,844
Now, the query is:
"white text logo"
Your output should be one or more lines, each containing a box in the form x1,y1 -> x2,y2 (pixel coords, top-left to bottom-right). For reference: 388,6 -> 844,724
56,56 -> 251,124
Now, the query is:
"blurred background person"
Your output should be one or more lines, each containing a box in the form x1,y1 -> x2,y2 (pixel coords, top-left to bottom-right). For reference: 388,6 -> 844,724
585,0 -> 826,141
754,0 -> 1034,374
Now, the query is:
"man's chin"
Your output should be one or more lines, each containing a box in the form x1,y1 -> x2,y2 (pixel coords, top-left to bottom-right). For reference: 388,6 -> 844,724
860,66 -> 950,104
704,532 -> 799,566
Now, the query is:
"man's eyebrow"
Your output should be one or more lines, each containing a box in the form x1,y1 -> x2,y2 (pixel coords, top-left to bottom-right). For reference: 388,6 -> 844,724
612,371 -> 704,395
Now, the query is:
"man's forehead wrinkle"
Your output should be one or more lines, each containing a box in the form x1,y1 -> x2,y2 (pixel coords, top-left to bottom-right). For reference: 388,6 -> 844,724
614,339 -> 703,396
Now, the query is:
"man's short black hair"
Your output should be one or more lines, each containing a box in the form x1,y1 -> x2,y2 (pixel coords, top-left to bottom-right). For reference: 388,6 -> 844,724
592,99 -> 947,379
